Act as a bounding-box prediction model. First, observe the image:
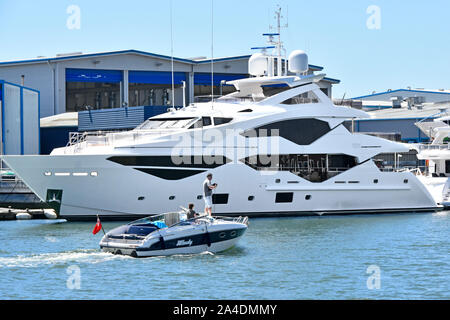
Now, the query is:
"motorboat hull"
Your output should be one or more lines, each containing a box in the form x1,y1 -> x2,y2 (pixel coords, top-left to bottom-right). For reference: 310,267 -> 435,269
101,236 -> 244,257
99,218 -> 248,257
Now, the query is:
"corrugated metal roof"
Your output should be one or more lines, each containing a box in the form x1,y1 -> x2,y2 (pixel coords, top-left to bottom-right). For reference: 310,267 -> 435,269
353,88 -> 450,100
366,102 -> 450,120
0,49 -> 326,72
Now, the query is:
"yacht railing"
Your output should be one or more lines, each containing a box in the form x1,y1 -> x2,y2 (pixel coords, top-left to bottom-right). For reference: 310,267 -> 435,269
213,216 -> 249,225
65,129 -> 180,153
0,169 -> 31,192
415,143 -> 450,151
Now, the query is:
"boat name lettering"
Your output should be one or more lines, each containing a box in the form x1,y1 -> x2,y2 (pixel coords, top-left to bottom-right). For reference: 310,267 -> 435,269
176,239 -> 193,247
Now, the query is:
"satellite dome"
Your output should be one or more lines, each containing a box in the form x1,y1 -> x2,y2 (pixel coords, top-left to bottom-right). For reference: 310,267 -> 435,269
288,50 -> 308,74
249,53 -> 268,77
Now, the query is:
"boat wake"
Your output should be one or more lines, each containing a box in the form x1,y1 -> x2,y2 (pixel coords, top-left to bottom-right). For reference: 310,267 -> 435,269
0,249 -> 130,268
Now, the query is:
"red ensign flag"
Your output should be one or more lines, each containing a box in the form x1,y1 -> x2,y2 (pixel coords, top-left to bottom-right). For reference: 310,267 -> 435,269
92,215 -> 102,235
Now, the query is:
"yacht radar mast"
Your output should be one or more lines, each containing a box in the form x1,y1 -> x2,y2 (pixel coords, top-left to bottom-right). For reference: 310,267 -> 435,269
251,6 -> 288,77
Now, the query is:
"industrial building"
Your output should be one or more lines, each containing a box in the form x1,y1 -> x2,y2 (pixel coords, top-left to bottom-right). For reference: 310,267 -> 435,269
0,49 -> 340,118
353,88 -> 450,110
349,88 -> 450,143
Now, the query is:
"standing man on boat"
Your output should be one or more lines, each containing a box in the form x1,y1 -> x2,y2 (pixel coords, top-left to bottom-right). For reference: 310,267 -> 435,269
203,173 -> 217,216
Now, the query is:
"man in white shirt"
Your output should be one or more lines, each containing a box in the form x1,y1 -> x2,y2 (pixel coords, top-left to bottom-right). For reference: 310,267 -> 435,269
203,173 -> 217,216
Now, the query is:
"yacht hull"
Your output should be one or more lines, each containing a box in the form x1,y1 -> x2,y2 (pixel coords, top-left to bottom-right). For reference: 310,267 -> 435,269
2,154 -> 440,221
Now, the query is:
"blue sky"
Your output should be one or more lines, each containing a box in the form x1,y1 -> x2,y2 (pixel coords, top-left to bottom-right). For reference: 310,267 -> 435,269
0,0 -> 449,98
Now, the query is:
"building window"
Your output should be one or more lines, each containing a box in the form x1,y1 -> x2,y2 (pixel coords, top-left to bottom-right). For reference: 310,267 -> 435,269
66,82 -> 121,112
129,84 -> 180,107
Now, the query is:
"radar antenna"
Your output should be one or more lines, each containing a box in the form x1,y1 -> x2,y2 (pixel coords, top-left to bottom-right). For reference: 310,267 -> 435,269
251,6 -> 289,77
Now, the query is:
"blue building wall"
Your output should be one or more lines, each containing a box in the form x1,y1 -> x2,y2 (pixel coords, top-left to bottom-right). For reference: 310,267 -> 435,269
40,126 -> 77,155
355,118 -> 431,143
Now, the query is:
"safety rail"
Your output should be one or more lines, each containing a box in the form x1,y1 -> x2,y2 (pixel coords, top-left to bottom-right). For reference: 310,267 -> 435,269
213,215 -> 249,226
0,170 -> 32,192
414,143 -> 450,151
65,129 -> 179,153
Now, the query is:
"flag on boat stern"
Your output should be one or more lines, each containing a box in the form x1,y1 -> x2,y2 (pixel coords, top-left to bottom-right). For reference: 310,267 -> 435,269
92,215 -> 103,235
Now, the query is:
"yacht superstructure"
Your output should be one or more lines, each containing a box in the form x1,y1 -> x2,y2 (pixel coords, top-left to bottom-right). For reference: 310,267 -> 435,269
414,114 -> 450,206
1,70 -> 440,219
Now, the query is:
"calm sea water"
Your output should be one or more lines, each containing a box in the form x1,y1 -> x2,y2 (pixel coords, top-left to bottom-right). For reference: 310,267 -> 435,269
0,212 -> 449,300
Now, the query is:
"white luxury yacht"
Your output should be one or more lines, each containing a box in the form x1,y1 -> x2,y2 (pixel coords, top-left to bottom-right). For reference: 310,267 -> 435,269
1,41 -> 440,220
413,113 -> 450,207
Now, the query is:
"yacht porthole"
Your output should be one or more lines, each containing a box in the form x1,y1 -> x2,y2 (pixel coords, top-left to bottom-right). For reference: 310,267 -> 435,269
374,179 -> 379,184
275,179 -> 281,183
230,231 -> 237,237
169,196 -> 175,200
248,196 -> 254,201
219,232 -> 226,238
197,195 -> 203,200
138,196 -> 145,201
404,179 -> 408,184
305,195 -> 312,200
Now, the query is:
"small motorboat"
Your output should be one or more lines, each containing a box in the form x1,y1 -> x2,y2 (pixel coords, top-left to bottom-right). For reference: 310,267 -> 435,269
99,210 -> 248,257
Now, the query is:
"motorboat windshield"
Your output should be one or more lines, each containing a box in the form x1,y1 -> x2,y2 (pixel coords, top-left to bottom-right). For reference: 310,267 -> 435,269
128,211 -> 187,228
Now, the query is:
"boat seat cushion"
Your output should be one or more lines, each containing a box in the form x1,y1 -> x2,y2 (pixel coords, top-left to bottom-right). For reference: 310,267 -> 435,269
127,225 -> 158,236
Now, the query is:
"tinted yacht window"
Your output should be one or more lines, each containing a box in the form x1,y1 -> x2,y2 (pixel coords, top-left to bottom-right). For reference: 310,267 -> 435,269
241,119 -> 331,145
188,117 -> 213,129
281,91 -> 319,105
241,153 -> 358,183
202,117 -> 212,127
213,117 -> 233,125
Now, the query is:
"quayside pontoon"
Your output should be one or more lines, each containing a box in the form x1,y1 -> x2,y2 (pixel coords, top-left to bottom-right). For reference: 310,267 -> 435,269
100,210 -> 248,257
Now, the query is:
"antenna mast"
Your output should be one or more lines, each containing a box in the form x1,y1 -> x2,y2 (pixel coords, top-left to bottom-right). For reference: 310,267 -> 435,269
170,0 -> 175,109
264,6 -> 288,76
211,0 -> 214,108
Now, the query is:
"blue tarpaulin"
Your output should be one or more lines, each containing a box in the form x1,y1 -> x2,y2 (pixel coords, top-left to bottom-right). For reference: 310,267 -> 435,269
66,68 -> 123,83
193,73 -> 247,86
129,71 -> 186,85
